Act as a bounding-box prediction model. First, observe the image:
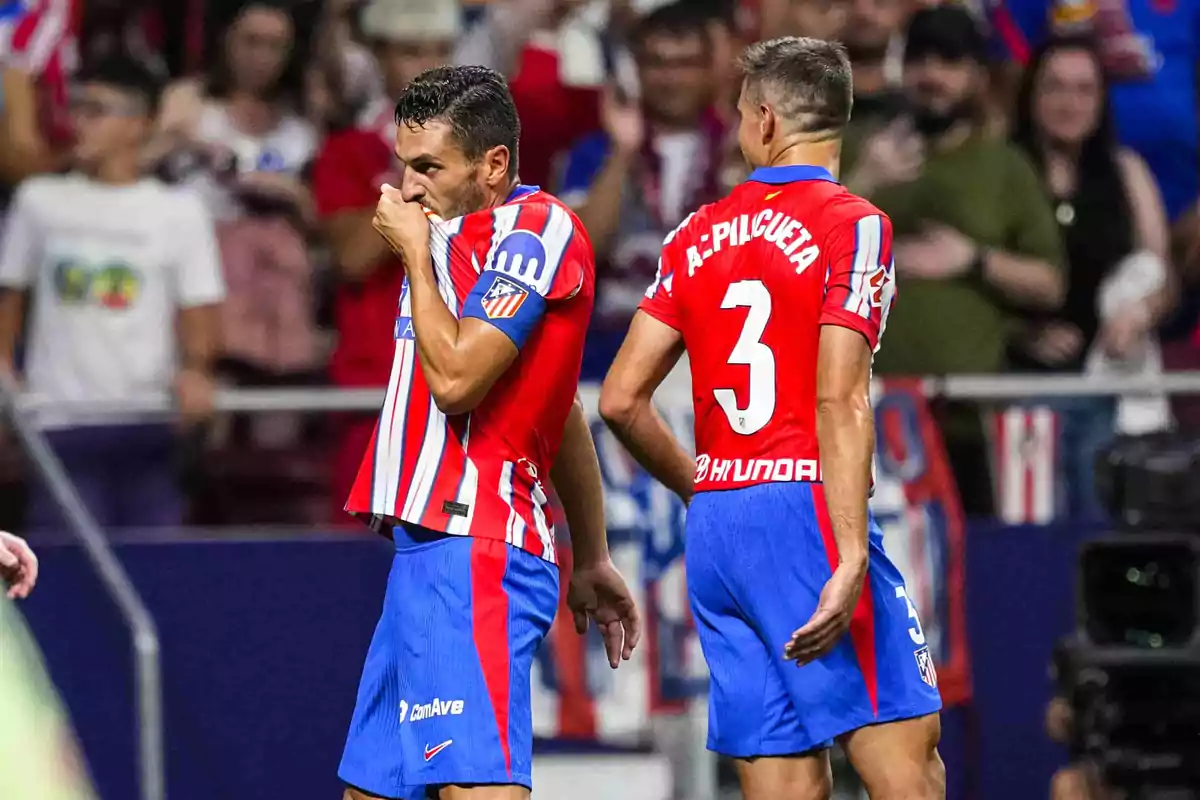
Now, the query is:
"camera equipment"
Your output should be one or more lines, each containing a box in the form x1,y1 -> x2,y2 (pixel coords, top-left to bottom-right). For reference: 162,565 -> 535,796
1055,437 -> 1200,798
1095,433 -> 1200,531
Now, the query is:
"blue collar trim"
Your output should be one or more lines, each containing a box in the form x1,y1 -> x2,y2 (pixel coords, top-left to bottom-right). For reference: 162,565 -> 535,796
746,165 -> 838,185
506,184 -> 541,202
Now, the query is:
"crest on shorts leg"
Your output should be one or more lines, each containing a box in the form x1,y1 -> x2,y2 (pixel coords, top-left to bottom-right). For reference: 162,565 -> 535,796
914,645 -> 938,688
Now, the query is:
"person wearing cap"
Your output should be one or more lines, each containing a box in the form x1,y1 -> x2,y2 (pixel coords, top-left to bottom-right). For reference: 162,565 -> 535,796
842,5 -> 1067,515
312,0 -> 461,526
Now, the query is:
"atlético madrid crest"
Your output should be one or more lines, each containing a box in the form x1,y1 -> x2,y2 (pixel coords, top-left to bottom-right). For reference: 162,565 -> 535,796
481,274 -> 529,319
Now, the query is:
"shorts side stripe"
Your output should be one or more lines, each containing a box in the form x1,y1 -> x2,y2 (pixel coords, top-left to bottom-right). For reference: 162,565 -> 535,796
811,483 -> 880,716
470,538 -> 514,778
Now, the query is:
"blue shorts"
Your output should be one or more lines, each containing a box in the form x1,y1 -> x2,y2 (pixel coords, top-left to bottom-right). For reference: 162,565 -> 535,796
339,525 -> 559,798
687,482 -> 943,758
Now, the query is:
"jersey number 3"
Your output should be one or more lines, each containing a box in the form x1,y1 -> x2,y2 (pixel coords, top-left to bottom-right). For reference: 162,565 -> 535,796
714,280 -> 775,436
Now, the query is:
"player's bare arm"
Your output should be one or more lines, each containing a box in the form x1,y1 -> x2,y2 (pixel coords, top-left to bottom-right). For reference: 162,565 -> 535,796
374,184 -> 519,415
599,311 -> 695,503
554,394 -> 642,668
785,324 -> 873,665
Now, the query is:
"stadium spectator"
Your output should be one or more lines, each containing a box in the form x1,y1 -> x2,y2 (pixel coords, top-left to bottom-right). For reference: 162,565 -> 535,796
842,5 -> 1066,514
456,0 -> 606,189
842,0 -> 909,128
1007,37 -> 1173,517
0,0 -> 78,192
561,2 -> 727,378
152,2 -> 319,393
312,0 -> 461,525
988,0 -> 1200,226
0,55 -> 224,530
76,0 -> 165,77
310,0 -> 386,129
759,0 -> 850,39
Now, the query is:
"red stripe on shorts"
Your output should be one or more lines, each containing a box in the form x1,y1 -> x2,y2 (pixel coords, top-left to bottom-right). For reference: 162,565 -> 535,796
471,538 -> 513,777
812,483 -> 880,716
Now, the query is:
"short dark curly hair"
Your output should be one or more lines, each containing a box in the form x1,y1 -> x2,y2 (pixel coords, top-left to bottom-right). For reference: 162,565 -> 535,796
394,65 -> 521,179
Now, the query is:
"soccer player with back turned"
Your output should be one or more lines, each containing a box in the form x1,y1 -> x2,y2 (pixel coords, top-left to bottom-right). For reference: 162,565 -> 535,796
339,66 -> 640,800
601,39 -> 944,799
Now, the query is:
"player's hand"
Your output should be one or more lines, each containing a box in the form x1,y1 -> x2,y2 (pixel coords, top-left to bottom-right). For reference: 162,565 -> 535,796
894,224 -> 976,280
784,560 -> 866,665
0,531 -> 38,599
567,557 -> 642,669
375,183 -> 431,262
174,367 -> 215,427
601,85 -> 645,155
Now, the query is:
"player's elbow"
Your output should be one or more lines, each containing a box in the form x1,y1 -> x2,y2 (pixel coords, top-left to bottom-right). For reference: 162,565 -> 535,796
815,387 -> 872,421
429,378 -> 485,416
598,381 -> 639,431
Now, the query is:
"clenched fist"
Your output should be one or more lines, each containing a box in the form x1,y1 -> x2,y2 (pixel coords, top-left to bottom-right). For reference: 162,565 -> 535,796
374,183 -> 431,262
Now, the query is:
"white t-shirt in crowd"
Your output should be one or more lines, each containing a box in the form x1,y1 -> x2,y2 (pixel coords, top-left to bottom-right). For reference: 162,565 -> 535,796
0,174 -> 226,427
189,102 -> 318,221
655,130 -> 703,226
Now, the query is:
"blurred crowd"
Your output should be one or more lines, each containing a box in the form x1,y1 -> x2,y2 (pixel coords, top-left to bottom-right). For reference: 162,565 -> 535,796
0,0 -> 1198,532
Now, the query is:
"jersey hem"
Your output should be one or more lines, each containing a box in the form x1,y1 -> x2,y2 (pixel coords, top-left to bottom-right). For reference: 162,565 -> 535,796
345,509 -> 561,567
693,477 -> 823,493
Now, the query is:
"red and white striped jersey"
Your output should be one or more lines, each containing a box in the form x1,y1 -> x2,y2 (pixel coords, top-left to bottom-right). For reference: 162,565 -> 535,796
0,0 -> 78,146
640,164 -> 896,493
346,185 -> 595,563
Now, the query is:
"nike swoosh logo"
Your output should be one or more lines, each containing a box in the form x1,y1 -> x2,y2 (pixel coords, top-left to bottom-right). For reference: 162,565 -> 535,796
765,191 -> 782,200
424,740 -> 453,761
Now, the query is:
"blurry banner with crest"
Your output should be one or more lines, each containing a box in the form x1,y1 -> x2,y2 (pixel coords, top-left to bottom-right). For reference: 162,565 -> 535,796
530,379 -> 971,742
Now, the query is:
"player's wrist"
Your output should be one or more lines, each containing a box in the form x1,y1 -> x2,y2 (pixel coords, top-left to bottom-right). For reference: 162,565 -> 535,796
571,548 -> 612,570
837,551 -> 869,576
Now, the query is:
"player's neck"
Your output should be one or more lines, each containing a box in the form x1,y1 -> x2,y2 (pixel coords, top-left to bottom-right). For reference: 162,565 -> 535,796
763,139 -> 842,180
484,179 -> 521,209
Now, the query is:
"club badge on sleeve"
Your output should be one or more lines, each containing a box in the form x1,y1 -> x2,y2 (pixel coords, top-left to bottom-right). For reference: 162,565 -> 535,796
480,274 -> 530,320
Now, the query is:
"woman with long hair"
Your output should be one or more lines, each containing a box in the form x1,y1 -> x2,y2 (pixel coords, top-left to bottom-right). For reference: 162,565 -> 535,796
150,1 -> 320,396
1009,36 -> 1174,518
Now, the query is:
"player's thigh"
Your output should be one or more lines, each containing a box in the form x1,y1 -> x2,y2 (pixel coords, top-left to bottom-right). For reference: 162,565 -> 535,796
778,517 -> 943,747
838,713 -> 944,800
339,533 -> 557,794
687,490 -> 828,759
693,483 -> 885,745
733,751 -> 832,800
